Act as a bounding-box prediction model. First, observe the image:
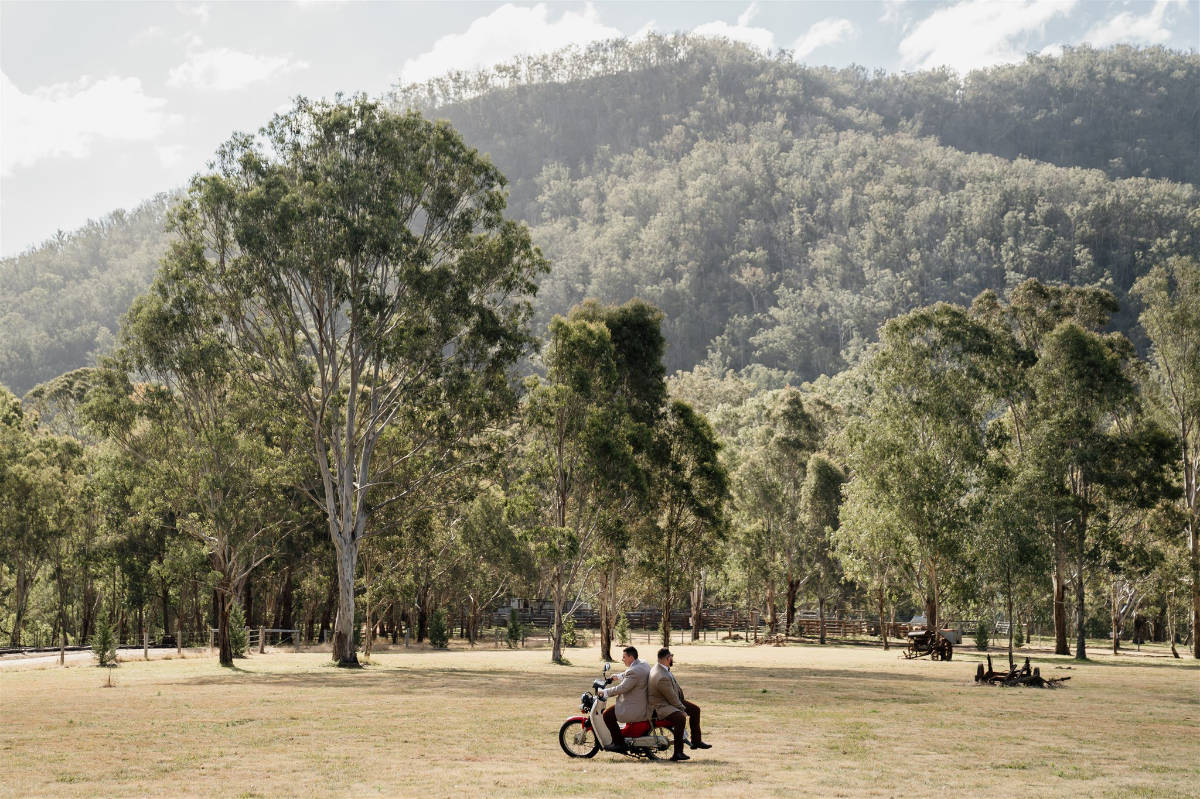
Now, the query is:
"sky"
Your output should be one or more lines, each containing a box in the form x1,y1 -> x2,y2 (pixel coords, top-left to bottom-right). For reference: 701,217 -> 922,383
1,0 -> 1197,258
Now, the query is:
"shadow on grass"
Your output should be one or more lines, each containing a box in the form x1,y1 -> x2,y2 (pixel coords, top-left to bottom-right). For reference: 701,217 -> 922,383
171,660 -> 950,699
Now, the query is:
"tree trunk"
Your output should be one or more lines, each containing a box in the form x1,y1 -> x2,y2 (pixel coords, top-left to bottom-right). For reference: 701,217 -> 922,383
690,578 -> 704,642
216,590 -> 233,667
332,538 -> 360,666
551,573 -> 565,664
1111,576 -> 1121,655
1191,517 -> 1199,659
1074,510 -> 1088,661
660,593 -> 673,649
818,596 -> 827,645
598,571 -> 612,662
877,588 -> 889,650
1053,530 -> 1071,655
925,557 -> 939,633
785,577 -> 799,635
765,580 -> 777,634
1006,577 -> 1015,670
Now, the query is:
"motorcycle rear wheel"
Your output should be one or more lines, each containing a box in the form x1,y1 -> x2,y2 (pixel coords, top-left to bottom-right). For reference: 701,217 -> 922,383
559,719 -> 600,758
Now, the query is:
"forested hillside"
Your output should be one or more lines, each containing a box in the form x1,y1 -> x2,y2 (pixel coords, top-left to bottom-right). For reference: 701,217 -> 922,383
1,37 -> 1196,394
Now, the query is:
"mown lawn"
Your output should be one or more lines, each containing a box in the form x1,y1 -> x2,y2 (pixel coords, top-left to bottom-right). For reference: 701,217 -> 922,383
1,639 -> 1196,797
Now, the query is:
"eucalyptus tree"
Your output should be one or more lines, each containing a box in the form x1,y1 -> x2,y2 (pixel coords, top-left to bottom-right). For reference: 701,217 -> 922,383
799,452 -> 846,644
521,313 -> 639,663
731,390 -> 819,634
569,300 -> 667,660
970,279 -> 1120,655
157,97 -> 545,665
635,400 -> 729,648
1027,323 -> 1175,659
83,294 -> 301,665
1132,256 -> 1200,658
843,304 -> 1000,632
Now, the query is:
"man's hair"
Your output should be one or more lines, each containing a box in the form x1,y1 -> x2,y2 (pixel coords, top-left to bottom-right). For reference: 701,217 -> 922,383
623,646 -> 638,659
657,647 -> 672,661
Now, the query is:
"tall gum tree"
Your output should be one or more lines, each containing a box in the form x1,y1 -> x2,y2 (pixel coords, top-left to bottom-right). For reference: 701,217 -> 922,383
157,97 -> 545,665
1132,256 -> 1200,658
843,304 -> 1000,632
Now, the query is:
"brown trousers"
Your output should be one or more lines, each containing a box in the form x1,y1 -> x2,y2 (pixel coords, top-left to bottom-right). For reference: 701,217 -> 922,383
663,700 -> 703,755
601,707 -> 625,749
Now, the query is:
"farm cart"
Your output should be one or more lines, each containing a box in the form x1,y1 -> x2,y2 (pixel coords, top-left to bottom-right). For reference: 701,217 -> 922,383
903,628 -> 954,660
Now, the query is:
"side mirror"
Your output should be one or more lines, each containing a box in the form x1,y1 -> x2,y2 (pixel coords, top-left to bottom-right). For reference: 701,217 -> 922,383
603,662 -> 610,673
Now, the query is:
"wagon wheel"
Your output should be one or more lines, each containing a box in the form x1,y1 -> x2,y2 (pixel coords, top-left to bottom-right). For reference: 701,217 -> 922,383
943,640 -> 953,661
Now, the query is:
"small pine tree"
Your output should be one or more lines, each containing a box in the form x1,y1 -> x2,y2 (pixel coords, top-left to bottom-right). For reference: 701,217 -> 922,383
615,612 -> 630,646
506,608 -> 522,649
562,616 -> 578,647
228,602 -> 249,658
92,616 -> 118,667
974,620 -> 990,652
1013,623 -> 1024,648
428,608 -> 450,649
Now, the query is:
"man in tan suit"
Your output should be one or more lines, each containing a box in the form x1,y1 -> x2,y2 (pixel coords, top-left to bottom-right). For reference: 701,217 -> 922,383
648,647 -> 711,761
600,645 -> 650,753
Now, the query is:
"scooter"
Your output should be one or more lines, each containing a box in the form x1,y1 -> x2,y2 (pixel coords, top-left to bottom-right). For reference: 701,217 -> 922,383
558,662 -> 685,759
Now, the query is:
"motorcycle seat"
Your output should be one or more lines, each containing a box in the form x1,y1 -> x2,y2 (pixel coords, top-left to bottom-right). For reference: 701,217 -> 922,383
619,720 -> 651,737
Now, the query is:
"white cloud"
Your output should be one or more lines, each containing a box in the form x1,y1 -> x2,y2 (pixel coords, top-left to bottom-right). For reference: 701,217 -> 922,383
1083,0 -> 1182,47
692,2 -> 776,51
899,0 -> 1077,73
793,18 -> 855,60
398,3 -> 622,84
155,144 -> 188,167
880,0 -> 908,25
167,47 -> 309,91
1,72 -> 177,176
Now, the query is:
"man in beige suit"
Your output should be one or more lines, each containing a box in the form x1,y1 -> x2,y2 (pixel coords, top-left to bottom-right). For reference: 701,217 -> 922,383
600,645 -> 650,753
648,647 -> 711,761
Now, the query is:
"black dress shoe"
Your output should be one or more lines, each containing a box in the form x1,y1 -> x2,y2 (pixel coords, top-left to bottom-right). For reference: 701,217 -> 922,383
691,741 -> 712,750
670,752 -> 691,761
605,743 -> 628,754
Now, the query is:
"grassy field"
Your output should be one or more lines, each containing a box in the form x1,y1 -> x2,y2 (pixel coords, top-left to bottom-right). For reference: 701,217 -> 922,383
1,639 -> 1196,798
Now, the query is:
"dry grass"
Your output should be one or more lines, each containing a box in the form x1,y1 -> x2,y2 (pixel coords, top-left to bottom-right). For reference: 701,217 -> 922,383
1,639 -> 1196,798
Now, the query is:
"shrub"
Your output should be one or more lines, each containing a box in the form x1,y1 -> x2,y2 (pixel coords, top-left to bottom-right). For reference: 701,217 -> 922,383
228,602 -> 248,658
562,616 -> 578,647
428,608 -> 450,649
974,620 -> 990,651
506,609 -> 523,649
615,612 -> 630,646
91,616 -> 118,667
1013,623 -> 1024,648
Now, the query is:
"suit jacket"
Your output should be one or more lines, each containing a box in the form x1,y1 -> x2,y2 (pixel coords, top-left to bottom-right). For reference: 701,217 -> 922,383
606,658 -> 650,722
648,662 -> 686,717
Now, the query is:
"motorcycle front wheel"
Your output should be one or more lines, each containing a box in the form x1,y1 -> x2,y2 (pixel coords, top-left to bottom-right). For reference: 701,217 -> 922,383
558,719 -> 600,758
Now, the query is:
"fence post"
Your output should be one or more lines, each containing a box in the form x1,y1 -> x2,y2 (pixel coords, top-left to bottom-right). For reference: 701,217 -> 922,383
177,620 -> 182,655
143,628 -> 149,660
259,626 -> 266,654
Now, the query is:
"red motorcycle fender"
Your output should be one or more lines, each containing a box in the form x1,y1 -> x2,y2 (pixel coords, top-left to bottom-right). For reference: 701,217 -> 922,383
565,715 -> 592,729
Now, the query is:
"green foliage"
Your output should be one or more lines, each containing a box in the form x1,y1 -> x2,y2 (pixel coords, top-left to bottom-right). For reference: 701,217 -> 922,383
561,616 -> 578,648
1013,624 -> 1024,648
615,612 -> 630,646
228,602 -> 248,658
974,621 -> 990,652
91,616 -> 117,667
428,609 -> 450,649
506,609 -> 523,649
